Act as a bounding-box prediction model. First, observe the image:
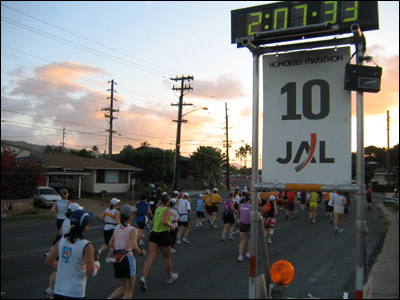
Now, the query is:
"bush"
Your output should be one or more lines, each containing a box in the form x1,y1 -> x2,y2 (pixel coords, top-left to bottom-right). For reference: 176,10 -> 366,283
1,152 -> 46,199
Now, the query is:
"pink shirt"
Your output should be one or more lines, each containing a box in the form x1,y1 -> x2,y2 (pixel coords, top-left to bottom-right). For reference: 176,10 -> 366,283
113,224 -> 135,251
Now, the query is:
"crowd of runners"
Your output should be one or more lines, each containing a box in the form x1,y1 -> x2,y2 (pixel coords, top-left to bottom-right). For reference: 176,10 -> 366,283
43,184 -> 358,299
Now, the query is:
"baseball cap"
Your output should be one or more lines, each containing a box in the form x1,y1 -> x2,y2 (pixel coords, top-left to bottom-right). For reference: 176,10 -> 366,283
111,198 -> 121,205
183,192 -> 189,197
68,203 -> 83,212
173,191 -> 179,196
199,194 -> 204,198
170,198 -> 177,204
119,204 -> 134,218
70,210 -> 93,229
270,196 -> 276,201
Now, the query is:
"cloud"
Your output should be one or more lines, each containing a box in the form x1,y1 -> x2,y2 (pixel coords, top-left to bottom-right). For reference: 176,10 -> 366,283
352,52 -> 399,117
188,74 -> 246,100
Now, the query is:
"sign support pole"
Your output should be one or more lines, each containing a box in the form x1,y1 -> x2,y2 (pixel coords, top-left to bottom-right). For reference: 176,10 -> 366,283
248,46 -> 260,299
353,24 -> 367,299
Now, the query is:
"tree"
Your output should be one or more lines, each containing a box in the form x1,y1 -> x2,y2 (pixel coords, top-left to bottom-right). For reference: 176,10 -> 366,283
115,145 -> 174,185
235,146 -> 246,168
190,146 -> 224,189
69,148 -> 95,158
1,151 -> 46,199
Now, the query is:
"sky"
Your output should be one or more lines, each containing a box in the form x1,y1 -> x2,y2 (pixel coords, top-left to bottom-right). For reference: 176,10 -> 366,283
1,1 -> 399,168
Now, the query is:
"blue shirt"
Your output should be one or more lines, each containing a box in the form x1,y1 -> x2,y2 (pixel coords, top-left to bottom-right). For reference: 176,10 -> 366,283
196,199 -> 204,212
135,201 -> 149,223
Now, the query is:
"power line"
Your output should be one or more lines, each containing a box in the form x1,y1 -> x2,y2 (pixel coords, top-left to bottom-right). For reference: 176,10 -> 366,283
1,3 -> 180,76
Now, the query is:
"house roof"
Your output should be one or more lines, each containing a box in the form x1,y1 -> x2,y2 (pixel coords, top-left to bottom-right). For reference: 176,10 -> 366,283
42,153 -> 142,171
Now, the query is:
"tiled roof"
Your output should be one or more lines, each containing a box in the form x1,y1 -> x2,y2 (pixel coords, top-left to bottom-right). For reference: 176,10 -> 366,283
42,153 -> 142,171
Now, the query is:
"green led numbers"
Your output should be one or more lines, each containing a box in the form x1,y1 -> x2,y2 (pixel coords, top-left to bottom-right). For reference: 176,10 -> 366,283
343,1 -> 358,22
248,12 -> 262,36
323,1 -> 337,24
274,7 -> 288,30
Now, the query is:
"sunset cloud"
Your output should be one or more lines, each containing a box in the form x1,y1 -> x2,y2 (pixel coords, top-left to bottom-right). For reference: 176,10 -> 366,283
189,74 -> 246,100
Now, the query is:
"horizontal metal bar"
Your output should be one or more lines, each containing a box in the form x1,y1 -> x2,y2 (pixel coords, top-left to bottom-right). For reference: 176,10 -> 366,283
254,182 -> 359,193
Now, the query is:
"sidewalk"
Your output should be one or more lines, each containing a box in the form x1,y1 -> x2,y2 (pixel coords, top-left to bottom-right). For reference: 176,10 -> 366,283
369,203 -> 399,299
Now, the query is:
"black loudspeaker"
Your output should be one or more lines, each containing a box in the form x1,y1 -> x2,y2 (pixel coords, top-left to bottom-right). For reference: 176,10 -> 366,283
344,64 -> 382,93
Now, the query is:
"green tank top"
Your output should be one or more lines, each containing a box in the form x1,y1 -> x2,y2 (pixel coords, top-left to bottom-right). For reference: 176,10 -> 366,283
152,207 -> 171,233
310,192 -> 318,202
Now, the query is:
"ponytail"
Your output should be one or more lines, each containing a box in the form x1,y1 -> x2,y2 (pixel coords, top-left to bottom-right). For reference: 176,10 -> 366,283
65,225 -> 84,244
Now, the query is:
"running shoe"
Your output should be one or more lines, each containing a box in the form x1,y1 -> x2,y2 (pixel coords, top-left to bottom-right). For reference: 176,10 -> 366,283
44,252 -> 49,258
267,238 -> 272,244
213,224 -> 218,229
138,240 -> 145,246
335,228 -> 338,235
177,240 -> 182,245
139,277 -> 148,291
238,255 -> 243,262
171,248 -> 176,253
339,228 -> 344,233
182,238 -> 190,244
105,257 -> 116,263
44,287 -> 54,299
312,219 -> 316,224
228,234 -> 235,240
221,235 -> 227,242
246,253 -> 251,259
166,272 -> 178,284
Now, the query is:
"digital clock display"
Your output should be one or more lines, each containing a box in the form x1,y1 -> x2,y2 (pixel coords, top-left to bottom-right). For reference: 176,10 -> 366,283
231,1 -> 379,45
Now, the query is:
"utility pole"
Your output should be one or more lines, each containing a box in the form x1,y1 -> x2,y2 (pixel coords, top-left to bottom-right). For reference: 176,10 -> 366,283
61,126 -> 65,152
387,110 -> 390,191
102,80 -> 119,158
224,102 -> 231,190
170,75 -> 193,190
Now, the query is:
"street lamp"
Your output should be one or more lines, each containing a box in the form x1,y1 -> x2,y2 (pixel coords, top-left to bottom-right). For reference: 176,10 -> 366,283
173,106 -> 208,190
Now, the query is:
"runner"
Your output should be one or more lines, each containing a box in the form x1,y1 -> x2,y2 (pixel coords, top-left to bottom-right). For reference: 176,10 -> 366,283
45,209 -> 99,299
237,194 -> 251,262
107,204 -> 146,299
169,198 -> 179,253
309,191 -> 319,223
209,188 -> 222,228
139,193 -> 178,291
176,193 -> 191,244
195,194 -> 205,228
47,188 -> 71,257
332,192 -> 347,234
262,196 -> 278,244
221,192 -> 236,241
135,194 -> 153,246
285,190 -> 296,220
44,203 -> 83,299
98,198 -> 120,262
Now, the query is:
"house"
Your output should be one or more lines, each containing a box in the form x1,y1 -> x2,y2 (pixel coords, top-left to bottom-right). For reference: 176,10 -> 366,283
41,153 -> 142,198
371,167 -> 399,186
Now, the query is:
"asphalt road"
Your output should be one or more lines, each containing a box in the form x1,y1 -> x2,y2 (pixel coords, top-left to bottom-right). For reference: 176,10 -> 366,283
1,193 -> 385,299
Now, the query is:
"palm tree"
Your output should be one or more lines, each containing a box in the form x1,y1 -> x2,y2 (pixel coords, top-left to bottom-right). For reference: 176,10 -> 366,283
235,146 -> 246,169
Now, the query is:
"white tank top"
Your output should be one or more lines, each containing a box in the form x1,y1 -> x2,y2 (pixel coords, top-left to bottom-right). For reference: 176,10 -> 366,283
56,199 -> 69,220
103,208 -> 117,230
54,237 -> 90,298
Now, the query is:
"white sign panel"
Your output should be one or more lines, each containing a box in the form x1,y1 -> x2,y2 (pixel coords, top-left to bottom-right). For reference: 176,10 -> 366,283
262,47 -> 351,185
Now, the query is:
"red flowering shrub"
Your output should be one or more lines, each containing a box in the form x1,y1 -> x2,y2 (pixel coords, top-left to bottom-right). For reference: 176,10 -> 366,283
1,151 -> 46,199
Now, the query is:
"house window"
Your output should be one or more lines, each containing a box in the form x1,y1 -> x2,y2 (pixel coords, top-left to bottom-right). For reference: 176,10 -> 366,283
96,170 -> 128,183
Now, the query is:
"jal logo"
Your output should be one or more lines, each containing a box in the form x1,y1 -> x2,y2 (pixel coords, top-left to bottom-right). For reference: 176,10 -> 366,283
276,133 -> 335,172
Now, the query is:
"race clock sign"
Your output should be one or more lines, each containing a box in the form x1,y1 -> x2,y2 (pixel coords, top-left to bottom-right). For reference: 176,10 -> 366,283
231,1 -> 379,45
262,47 -> 351,185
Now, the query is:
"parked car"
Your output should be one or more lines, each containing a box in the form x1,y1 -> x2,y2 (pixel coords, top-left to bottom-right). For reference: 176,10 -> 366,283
34,186 -> 62,207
